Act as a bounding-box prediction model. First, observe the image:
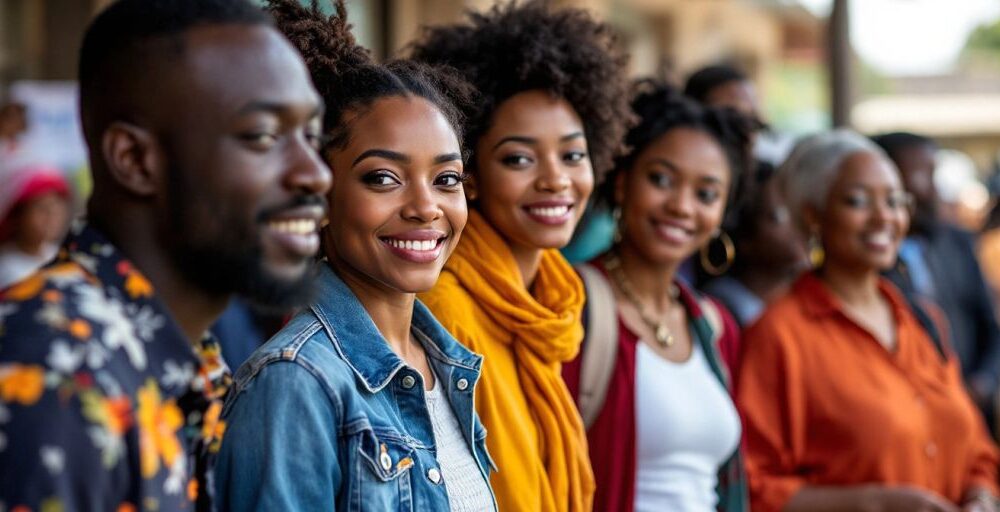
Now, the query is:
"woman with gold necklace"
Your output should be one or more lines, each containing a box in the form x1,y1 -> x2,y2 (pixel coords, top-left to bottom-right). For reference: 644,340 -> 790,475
562,80 -> 755,512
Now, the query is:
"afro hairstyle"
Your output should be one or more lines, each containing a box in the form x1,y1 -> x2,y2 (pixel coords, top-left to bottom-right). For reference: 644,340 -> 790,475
409,0 -> 634,182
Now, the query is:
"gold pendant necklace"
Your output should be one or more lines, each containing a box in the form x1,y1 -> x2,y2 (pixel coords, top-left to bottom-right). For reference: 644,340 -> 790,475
605,252 -> 678,348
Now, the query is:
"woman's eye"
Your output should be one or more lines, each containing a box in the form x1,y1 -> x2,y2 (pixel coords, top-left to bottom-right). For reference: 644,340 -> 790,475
240,132 -> 278,148
361,170 -> 400,187
564,151 -> 587,164
648,172 -> 672,188
696,188 -> 720,204
435,172 -> 463,187
501,154 -> 533,168
305,131 -> 322,150
844,194 -> 869,208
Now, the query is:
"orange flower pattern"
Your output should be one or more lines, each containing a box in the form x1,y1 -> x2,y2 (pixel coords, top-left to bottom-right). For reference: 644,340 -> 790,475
0,223 -> 231,512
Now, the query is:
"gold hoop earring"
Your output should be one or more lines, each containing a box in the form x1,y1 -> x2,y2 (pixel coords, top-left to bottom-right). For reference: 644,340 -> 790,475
700,230 -> 735,276
808,232 -> 825,268
612,207 -> 623,244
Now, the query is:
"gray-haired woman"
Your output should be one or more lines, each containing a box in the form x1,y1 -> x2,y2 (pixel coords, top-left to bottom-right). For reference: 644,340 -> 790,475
737,129 -> 1000,512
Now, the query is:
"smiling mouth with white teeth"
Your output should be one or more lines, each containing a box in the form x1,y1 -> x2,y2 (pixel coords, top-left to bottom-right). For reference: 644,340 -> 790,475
523,203 -> 574,226
384,239 -> 441,252
381,236 -> 448,264
263,217 -> 321,259
267,219 -> 318,235
528,205 -> 570,217
862,231 -> 895,248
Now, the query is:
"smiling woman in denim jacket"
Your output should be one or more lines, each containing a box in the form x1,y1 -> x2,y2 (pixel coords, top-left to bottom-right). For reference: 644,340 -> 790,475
214,2 -> 496,511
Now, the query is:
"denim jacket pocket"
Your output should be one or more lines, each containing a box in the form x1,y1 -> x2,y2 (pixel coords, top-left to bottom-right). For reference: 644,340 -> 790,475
349,428 -> 419,512
357,428 -> 416,482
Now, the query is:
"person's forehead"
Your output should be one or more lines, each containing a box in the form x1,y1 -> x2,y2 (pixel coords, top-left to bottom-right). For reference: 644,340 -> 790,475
170,24 -> 319,112
838,152 -> 898,182
492,93 -> 582,131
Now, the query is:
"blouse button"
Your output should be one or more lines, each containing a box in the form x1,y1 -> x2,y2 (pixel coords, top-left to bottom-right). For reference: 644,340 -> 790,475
401,375 -> 416,389
925,442 -> 938,458
456,378 -> 469,391
427,467 -> 442,484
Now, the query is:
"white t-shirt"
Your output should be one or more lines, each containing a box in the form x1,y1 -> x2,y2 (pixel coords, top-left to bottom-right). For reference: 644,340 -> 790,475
634,342 -> 742,512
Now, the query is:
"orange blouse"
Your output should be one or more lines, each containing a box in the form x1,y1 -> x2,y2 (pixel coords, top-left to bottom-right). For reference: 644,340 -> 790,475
736,273 -> 999,512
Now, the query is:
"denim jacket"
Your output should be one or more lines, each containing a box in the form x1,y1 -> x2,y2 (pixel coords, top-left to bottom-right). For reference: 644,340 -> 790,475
214,264 -> 497,511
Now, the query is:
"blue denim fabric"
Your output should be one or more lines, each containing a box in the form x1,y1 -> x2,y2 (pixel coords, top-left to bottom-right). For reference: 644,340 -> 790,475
214,264 -> 497,511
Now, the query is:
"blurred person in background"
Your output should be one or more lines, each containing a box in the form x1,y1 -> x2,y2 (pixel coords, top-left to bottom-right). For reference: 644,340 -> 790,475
411,2 -> 634,510
0,0 -> 331,509
684,64 -> 793,167
738,130 -> 999,512
702,161 -> 810,327
0,102 -> 27,158
0,163 -> 72,289
562,80 -> 755,512
977,185 -> 1000,325
875,132 -> 1000,430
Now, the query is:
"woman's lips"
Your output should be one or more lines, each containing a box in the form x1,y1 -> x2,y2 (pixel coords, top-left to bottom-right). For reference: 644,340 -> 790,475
380,231 -> 447,263
651,219 -> 695,245
523,202 -> 574,226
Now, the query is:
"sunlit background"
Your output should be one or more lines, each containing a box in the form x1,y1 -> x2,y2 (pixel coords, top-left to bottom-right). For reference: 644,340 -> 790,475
2,0 -> 1000,227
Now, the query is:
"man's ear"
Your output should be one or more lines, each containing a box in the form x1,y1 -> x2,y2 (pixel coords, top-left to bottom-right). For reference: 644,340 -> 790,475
101,121 -> 165,197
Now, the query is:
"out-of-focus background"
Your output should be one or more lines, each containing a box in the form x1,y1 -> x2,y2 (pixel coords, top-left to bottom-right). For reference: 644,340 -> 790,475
3,0 -> 1000,264
4,0 -> 1000,228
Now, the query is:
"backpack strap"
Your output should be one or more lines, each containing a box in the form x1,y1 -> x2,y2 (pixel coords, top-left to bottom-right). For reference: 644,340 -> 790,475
575,263 -> 619,429
694,294 -> 734,387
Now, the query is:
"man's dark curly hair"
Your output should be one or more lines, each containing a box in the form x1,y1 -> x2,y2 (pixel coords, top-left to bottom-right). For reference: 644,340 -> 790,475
265,0 -> 476,153
603,79 -> 757,215
408,0 -> 633,181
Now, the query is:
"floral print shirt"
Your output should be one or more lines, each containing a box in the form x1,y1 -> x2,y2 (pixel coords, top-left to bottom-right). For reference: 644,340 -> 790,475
0,222 -> 231,512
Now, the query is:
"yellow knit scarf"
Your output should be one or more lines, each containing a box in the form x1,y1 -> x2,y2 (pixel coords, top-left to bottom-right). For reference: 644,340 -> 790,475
441,210 -> 594,511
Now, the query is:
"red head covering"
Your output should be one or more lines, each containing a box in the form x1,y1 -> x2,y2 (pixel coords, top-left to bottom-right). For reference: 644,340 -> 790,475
0,164 -> 70,244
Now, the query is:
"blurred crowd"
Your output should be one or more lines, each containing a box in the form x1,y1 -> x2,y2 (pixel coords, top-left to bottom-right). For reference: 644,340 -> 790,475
2,1 -> 1000,511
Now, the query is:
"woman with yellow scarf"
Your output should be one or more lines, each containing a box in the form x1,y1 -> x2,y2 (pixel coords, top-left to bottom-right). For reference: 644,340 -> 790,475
411,2 -> 633,511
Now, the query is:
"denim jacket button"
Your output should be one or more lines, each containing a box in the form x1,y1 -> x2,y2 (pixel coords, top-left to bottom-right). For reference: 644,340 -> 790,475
427,467 -> 442,484
380,450 -> 393,471
401,375 -> 416,389
456,378 -> 469,391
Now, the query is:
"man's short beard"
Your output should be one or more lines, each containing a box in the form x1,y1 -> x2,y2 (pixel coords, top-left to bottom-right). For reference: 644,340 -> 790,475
164,173 -> 317,314
170,240 -> 318,314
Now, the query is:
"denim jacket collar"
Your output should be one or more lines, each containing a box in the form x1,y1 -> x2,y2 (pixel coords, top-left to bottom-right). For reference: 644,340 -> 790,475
309,263 -> 482,393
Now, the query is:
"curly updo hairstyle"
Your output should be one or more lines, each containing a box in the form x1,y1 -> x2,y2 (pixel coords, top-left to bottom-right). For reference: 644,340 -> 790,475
408,0 -> 634,181
266,0 -> 476,153
603,79 -> 757,215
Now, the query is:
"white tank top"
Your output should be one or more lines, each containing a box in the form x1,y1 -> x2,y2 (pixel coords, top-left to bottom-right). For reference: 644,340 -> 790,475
634,341 -> 741,512
424,374 -> 495,512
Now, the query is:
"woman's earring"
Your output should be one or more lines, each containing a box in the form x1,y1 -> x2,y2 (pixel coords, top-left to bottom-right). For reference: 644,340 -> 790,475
808,230 -> 825,268
700,230 -> 735,276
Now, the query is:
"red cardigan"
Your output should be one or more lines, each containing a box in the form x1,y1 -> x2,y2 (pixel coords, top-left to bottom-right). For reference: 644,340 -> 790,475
562,267 -> 743,512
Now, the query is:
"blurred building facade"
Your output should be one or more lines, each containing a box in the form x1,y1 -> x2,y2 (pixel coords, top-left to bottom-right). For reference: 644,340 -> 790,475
0,0 -> 825,122
3,0 -> 998,199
